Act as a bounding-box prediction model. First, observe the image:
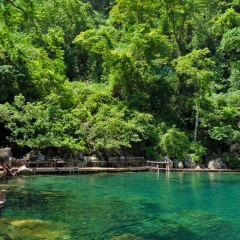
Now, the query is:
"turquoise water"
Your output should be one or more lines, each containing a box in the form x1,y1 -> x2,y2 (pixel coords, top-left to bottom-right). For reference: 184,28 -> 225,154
1,171 -> 240,239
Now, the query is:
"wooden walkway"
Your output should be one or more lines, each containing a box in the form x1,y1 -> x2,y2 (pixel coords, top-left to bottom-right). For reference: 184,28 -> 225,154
12,166 -> 150,174
2,166 -> 240,176
150,167 -> 240,172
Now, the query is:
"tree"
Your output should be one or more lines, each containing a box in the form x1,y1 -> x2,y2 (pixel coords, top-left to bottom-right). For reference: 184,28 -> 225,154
172,48 -> 214,141
201,92 -> 240,152
218,27 -> 240,90
160,128 -> 189,161
160,0 -> 199,55
109,0 -> 159,27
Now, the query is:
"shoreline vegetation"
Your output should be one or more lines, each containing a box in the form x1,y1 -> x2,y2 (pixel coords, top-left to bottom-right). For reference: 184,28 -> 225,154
0,0 -> 240,169
2,166 -> 240,179
1,147 -> 240,177
1,148 -> 240,178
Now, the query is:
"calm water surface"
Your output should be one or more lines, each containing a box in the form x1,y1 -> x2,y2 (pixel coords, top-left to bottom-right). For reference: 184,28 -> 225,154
1,171 -> 240,240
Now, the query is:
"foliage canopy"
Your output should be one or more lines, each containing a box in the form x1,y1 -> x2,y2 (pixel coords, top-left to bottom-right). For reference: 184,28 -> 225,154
0,0 -> 239,164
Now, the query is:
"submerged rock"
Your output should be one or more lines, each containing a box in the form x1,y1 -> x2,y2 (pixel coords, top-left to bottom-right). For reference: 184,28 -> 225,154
157,209 -> 240,239
111,233 -> 143,240
0,218 -> 71,240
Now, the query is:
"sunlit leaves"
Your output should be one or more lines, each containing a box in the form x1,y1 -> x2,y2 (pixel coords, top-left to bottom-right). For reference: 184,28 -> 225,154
110,0 -> 159,27
160,128 -> 189,161
1,94 -> 88,152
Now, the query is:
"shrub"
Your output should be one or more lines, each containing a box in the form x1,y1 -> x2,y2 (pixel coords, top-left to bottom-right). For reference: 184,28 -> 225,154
160,128 -> 189,161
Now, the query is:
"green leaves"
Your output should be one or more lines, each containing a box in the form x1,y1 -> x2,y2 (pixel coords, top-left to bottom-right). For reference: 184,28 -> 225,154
0,94 -> 87,151
218,27 -> 240,90
0,82 -> 157,155
219,27 -> 240,57
110,0 -> 159,27
160,128 -> 189,161
210,125 -> 236,142
0,0 -> 239,158
200,91 -> 240,152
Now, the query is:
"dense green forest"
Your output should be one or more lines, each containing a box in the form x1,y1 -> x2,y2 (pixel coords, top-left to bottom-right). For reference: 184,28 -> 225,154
0,0 -> 239,164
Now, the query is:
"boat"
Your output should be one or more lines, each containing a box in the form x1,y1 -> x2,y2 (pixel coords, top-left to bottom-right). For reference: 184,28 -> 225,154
17,165 -> 34,175
0,190 -> 6,208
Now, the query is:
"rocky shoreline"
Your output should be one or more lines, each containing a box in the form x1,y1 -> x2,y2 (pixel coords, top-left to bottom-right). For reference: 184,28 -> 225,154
0,147 -> 240,177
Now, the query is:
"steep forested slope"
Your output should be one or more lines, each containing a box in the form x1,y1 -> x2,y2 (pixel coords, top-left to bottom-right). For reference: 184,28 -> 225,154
0,0 -> 239,165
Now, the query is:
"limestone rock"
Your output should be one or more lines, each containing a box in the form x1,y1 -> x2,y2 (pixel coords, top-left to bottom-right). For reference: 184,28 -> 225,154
36,153 -> 45,162
0,218 -> 71,240
172,159 -> 179,168
183,154 -> 196,168
231,143 -> 240,152
183,155 -> 191,168
164,157 -> 173,168
111,234 -> 143,240
203,152 -> 221,168
178,162 -> 184,169
0,148 -> 12,163
84,156 -> 98,162
200,164 -> 205,169
195,165 -> 202,170
208,158 -> 228,169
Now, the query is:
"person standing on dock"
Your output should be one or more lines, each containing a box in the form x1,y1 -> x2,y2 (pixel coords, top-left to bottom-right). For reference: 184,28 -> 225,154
165,157 -> 170,172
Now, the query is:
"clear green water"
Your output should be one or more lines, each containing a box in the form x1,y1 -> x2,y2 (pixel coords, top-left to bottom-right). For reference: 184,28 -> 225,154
1,171 -> 240,240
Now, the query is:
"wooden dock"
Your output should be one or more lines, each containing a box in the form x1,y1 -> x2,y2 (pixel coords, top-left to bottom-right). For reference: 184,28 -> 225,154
12,166 -> 151,175
3,166 -> 240,176
150,167 -> 240,173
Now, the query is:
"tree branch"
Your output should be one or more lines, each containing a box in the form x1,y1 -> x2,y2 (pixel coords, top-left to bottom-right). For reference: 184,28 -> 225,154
6,0 -> 37,29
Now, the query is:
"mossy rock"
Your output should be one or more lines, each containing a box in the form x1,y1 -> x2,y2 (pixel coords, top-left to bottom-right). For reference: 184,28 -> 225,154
111,234 -> 143,240
0,218 -> 71,240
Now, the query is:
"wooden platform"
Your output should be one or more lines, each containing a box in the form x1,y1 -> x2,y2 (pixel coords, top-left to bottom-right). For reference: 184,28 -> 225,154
150,167 -> 240,172
4,166 -> 240,176
13,167 -> 150,174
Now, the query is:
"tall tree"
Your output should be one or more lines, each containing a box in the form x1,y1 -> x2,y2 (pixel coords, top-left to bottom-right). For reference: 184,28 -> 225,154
172,48 -> 214,141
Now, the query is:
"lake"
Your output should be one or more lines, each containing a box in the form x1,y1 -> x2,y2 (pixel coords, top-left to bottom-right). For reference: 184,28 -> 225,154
0,171 -> 240,239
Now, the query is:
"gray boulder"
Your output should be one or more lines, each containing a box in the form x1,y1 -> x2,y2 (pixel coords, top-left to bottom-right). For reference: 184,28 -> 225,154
200,164 -> 206,169
0,148 -> 12,163
158,156 -> 173,168
172,160 -> 179,168
22,150 -> 45,162
183,154 -> 197,168
36,153 -> 45,162
164,157 -> 173,168
208,158 -> 228,169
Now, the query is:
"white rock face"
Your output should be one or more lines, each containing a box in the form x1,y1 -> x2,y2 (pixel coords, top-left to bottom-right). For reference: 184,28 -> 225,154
208,158 -> 227,169
178,162 -> 184,169
84,156 -> 98,162
195,165 -> 202,170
